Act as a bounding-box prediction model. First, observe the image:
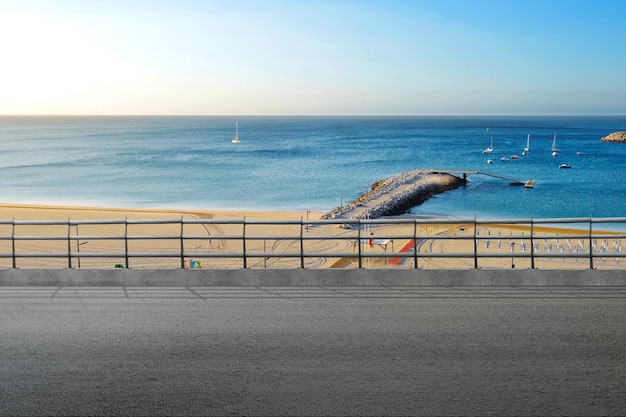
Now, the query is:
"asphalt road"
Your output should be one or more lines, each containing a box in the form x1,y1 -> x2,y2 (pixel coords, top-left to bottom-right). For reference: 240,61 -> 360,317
1,286 -> 625,416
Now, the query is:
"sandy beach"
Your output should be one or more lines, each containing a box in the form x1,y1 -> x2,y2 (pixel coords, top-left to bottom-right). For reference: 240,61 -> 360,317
0,202 -> 316,221
0,202 -> 623,270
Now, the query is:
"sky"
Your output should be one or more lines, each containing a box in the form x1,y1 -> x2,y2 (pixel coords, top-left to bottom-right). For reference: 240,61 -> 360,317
0,0 -> 625,116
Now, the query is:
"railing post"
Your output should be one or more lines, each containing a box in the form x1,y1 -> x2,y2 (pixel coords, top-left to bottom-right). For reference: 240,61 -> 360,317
589,215 -> 594,269
530,218 -> 535,269
510,241 -> 515,269
413,218 -> 418,269
357,219 -> 362,269
242,216 -> 247,269
473,217 -> 478,269
124,217 -> 129,269
11,218 -> 16,269
300,217 -> 305,269
67,218 -> 72,268
180,216 -> 185,269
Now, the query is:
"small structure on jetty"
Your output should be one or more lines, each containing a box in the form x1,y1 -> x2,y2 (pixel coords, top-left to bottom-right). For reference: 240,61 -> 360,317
322,169 -> 466,221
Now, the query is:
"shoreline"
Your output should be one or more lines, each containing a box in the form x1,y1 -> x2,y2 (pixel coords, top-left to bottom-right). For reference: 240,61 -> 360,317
1,200 -> 622,227
0,201 -> 324,220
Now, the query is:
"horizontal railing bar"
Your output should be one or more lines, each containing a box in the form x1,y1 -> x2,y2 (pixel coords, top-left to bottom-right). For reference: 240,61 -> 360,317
480,232 -> 588,237
3,233 -> 616,242
12,236 -> 123,241
8,236 -> 74,241
0,218 -> 553,227
1,251 -> 624,260
1,216 -> 625,226
6,235 -> 185,241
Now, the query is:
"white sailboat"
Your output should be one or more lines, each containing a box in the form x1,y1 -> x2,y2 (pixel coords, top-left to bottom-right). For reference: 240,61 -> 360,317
482,136 -> 493,154
232,121 -> 240,144
522,134 -> 530,155
551,133 -> 558,156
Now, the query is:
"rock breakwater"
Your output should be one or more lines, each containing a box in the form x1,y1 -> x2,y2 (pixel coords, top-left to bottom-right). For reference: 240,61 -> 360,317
322,169 -> 466,221
600,131 -> 626,142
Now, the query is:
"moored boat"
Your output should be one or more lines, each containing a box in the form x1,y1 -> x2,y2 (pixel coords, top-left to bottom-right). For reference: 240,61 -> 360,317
232,121 -> 240,144
482,136 -> 494,154
522,134 -> 530,155
551,133 -> 558,156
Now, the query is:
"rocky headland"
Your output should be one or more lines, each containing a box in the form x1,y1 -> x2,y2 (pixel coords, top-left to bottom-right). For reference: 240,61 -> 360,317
322,169 -> 466,221
600,131 -> 626,142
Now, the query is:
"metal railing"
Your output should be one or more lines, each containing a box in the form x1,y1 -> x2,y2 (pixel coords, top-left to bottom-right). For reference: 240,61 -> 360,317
0,216 -> 625,269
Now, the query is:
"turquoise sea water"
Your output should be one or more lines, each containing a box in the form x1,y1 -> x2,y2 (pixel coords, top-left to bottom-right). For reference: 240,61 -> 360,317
0,115 -> 625,219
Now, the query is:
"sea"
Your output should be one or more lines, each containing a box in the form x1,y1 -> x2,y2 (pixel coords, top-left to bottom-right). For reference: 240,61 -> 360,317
0,115 -> 625,220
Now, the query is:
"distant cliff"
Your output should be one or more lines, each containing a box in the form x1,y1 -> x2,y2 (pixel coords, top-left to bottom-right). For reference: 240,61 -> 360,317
600,131 -> 626,142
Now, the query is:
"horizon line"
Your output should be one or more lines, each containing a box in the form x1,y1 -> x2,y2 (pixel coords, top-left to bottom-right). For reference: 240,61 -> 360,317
0,114 -> 625,118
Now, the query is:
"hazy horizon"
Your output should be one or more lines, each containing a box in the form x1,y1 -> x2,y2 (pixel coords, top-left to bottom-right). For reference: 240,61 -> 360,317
1,114 -> 625,117
2,0 -> 625,116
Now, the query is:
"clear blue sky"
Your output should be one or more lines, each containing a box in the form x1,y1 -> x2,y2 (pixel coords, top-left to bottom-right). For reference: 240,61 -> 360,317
1,0 -> 624,115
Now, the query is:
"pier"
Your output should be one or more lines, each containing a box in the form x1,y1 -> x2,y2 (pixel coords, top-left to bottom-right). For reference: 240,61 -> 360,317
431,169 -> 528,186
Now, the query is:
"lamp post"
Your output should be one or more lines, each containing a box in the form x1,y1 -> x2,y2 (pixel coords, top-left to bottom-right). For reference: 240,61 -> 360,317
73,224 -> 88,268
77,241 -> 88,268
74,225 -> 88,268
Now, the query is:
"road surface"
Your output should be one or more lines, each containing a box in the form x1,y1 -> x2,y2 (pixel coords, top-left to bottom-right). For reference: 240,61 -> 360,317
1,286 -> 625,416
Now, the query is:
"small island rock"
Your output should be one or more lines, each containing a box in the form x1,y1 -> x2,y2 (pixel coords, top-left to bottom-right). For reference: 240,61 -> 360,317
600,131 -> 626,142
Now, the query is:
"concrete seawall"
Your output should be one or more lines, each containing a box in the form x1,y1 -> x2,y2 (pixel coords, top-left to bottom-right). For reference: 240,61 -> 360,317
1,269 -> 626,287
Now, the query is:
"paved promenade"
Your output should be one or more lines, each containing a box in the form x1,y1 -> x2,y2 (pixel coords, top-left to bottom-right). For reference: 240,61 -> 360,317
1,286 -> 625,416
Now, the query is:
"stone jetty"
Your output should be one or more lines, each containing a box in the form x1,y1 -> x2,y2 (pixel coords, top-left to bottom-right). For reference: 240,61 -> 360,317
600,131 -> 626,142
322,169 -> 466,221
